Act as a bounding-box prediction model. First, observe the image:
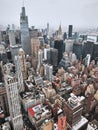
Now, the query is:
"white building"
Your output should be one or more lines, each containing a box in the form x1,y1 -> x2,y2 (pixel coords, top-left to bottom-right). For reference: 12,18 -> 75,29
8,30 -> 16,46
14,56 -> 24,92
44,48 -> 50,61
85,54 -> 91,67
37,49 -> 44,72
20,92 -> 45,111
43,64 -> 53,81
14,48 -> 27,92
4,75 -> 23,130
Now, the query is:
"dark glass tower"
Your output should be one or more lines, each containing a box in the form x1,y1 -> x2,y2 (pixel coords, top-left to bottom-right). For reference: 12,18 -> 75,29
20,7 -> 31,55
82,41 -> 94,59
54,40 -> 65,64
63,32 -> 67,40
73,43 -> 82,60
68,25 -> 73,39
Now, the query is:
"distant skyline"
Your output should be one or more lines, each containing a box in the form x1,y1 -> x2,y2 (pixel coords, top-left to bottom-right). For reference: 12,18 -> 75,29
0,0 -> 98,29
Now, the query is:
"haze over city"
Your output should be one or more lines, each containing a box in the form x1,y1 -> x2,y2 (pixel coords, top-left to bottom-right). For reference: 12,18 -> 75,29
0,0 -> 98,29
0,0 -> 98,130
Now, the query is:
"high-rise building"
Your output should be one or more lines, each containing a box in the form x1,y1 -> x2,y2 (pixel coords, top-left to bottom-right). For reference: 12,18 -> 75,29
63,32 -> 67,40
0,45 -> 7,63
0,32 -> 2,42
65,39 -> 74,53
31,38 -> 40,58
58,24 -> 63,40
15,57 -> 24,92
55,24 -> 63,40
63,94 -> 83,127
73,42 -> 82,60
47,49 -> 51,64
15,48 -> 27,92
39,36 -> 45,47
50,48 -> 58,66
0,82 -> 9,116
44,48 -> 50,61
82,41 -> 94,59
37,49 -> 44,72
20,6 -> 31,55
54,40 -> 65,64
43,64 -> 53,81
59,53 -> 70,70
43,48 -> 58,66
47,23 -> 49,35
8,30 -> 16,46
73,32 -> 79,40
10,45 -> 22,60
4,75 -> 23,130
85,54 -> 91,67
93,43 -> 98,62
68,25 -> 73,39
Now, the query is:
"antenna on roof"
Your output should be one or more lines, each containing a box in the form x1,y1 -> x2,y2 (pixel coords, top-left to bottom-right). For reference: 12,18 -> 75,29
23,0 -> 24,7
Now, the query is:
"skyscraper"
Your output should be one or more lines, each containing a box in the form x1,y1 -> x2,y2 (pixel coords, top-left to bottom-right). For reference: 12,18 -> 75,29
73,42 -> 82,60
44,48 -> 50,61
0,83 -> 9,116
50,48 -> 58,66
15,48 -> 27,83
54,25 -> 64,64
68,25 -> 73,39
54,40 -> 65,64
43,64 -> 53,81
63,95 -> 83,127
63,32 -> 67,40
47,23 -> 49,35
4,76 -> 23,130
31,38 -> 40,58
65,39 -> 74,53
37,49 -> 44,72
20,6 -> 31,55
82,41 -> 94,59
8,30 -> 16,46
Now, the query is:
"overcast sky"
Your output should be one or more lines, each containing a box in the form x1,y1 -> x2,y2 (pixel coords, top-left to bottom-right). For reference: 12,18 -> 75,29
0,0 -> 98,29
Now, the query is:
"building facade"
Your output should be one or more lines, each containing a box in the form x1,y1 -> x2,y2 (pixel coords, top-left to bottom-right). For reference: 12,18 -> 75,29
43,64 -> 53,81
8,30 -> 16,46
31,38 -> 40,58
4,76 -> 23,130
54,40 -> 65,64
68,25 -> 73,39
20,6 -> 31,55
14,48 -> 27,92
0,83 -> 9,116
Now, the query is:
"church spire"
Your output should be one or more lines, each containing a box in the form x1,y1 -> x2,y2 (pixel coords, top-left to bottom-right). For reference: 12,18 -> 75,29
57,24 -> 63,40
58,23 -> 62,36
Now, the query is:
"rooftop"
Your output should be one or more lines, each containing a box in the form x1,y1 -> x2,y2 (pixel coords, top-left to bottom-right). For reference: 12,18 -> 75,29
28,104 -> 51,119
